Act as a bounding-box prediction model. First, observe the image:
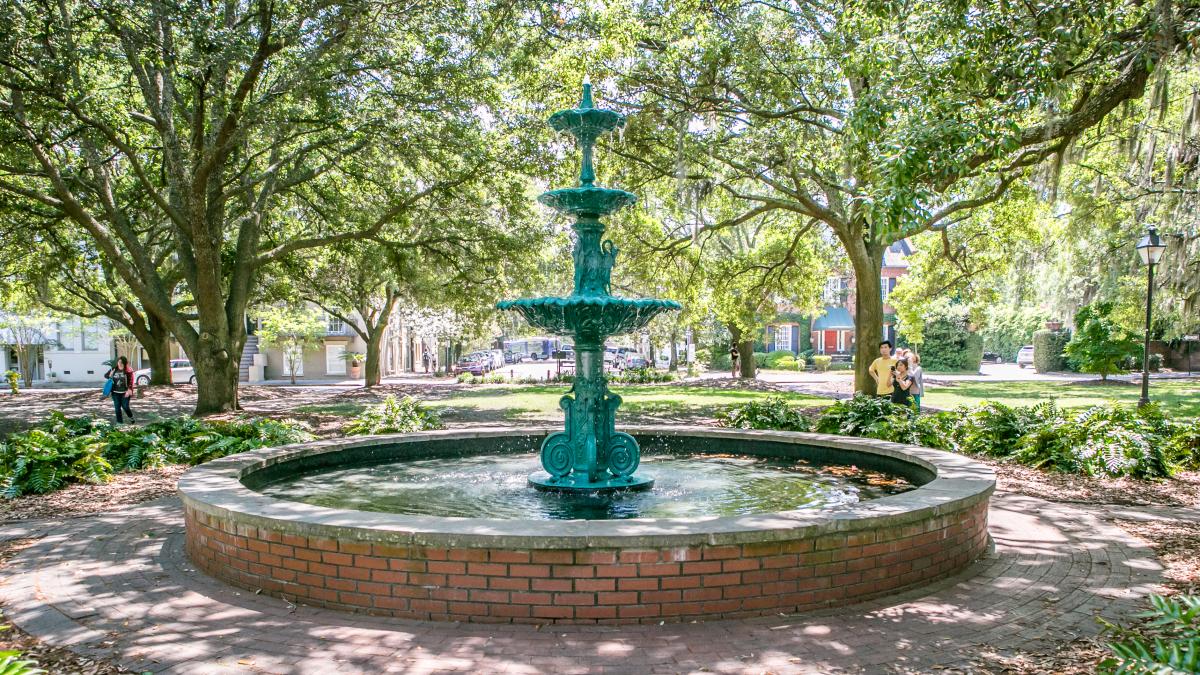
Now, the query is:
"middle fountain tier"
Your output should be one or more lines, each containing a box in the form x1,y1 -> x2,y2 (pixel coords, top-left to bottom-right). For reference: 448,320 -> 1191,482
498,83 -> 680,493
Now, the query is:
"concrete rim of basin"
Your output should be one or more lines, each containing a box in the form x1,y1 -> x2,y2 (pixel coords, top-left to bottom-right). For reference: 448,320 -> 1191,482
177,426 -> 996,549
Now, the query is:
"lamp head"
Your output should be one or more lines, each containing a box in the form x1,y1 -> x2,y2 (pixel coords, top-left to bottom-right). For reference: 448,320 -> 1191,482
1136,226 -> 1166,265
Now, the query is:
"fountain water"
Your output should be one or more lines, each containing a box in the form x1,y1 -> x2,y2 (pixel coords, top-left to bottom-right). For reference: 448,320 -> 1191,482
498,84 -> 680,493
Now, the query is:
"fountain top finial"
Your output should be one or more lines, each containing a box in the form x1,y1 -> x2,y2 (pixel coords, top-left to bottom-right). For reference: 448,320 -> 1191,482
580,81 -> 594,109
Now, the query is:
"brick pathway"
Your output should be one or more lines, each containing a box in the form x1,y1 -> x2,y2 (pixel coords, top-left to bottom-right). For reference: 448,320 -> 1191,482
0,493 -> 1163,674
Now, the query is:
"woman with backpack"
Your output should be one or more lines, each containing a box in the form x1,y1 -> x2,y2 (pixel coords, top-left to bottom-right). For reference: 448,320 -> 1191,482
105,356 -> 136,424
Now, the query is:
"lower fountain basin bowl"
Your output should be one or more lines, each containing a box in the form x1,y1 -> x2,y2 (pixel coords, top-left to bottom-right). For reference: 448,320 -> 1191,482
179,426 -> 994,625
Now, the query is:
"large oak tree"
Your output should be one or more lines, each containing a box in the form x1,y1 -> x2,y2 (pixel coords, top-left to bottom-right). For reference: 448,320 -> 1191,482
0,0 -> 519,412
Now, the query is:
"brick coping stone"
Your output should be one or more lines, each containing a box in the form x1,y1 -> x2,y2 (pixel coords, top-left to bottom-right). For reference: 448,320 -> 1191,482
179,426 -> 996,623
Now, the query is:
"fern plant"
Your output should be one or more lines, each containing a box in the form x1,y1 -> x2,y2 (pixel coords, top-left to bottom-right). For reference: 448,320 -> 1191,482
0,651 -> 44,675
716,396 -> 811,432
345,396 -> 444,435
1102,594 -> 1200,674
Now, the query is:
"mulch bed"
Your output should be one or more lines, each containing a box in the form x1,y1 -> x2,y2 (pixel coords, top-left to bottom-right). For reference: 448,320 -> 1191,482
988,461 -> 1200,508
0,466 -> 188,522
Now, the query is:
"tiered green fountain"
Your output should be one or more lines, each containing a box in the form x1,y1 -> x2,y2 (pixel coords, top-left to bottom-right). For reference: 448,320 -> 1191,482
498,83 -> 680,493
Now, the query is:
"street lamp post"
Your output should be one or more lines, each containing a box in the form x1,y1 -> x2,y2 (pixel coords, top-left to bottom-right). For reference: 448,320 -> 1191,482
1135,226 -> 1167,407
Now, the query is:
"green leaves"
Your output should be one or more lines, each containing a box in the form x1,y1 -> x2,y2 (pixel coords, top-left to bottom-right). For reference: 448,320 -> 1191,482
345,395 -> 444,436
0,413 -> 313,498
1102,594 -> 1200,674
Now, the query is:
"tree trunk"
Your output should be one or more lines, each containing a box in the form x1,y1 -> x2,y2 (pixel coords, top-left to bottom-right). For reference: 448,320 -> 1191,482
668,329 -> 679,372
144,315 -> 173,385
738,340 -> 756,378
193,350 -> 241,414
848,240 -> 886,394
364,332 -> 383,387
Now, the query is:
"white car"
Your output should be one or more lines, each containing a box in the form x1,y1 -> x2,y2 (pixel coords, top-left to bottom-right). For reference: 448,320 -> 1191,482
1016,346 -> 1035,369
133,359 -> 196,385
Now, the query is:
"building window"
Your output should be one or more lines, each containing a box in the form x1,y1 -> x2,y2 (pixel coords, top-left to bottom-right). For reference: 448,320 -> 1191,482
880,277 -> 890,303
774,326 -> 792,352
327,315 -> 344,334
81,321 -> 99,351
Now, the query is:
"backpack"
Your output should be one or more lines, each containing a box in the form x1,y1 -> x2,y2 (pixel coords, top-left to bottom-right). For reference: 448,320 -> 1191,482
111,369 -> 129,394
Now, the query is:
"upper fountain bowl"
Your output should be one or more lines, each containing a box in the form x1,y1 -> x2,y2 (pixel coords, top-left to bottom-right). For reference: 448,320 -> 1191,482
538,186 -> 637,217
548,105 -> 625,144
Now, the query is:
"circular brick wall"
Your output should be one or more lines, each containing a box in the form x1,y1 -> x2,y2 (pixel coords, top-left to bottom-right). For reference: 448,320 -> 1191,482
179,427 -> 994,624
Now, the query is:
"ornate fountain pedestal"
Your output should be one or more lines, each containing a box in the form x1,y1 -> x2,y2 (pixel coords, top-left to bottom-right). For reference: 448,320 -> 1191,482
498,84 -> 680,493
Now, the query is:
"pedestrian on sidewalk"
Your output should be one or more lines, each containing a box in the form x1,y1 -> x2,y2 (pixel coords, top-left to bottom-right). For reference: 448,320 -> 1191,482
909,352 -> 925,411
422,349 -> 431,374
868,341 -> 898,398
104,356 -> 136,424
730,344 -> 740,378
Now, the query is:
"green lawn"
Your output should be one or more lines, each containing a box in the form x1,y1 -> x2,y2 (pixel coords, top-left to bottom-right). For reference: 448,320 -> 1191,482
430,385 -> 830,420
921,379 -> 1200,419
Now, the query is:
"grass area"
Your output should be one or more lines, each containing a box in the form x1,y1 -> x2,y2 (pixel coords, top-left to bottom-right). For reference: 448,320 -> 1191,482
922,379 -> 1200,419
432,385 -> 829,419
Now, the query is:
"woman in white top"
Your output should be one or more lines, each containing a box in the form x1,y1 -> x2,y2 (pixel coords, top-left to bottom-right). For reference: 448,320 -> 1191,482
909,352 -> 925,411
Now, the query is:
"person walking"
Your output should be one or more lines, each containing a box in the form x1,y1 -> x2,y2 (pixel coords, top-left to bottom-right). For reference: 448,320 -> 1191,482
888,357 -> 915,408
422,349 -> 431,374
729,344 -> 740,378
105,356 -> 136,424
868,341 -> 898,398
909,352 -> 925,411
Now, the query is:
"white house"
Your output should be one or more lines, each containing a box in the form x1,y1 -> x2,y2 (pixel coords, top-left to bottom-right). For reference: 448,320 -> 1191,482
0,316 -> 115,383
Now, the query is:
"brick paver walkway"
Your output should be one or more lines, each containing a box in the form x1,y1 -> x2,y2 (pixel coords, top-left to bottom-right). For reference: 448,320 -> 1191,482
0,493 -> 1163,674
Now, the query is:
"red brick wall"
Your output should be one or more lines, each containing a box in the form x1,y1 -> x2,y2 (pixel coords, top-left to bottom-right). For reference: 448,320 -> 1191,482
186,500 -> 989,624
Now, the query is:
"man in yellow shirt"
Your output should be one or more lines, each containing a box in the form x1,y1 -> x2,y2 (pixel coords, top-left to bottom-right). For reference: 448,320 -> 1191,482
868,341 -> 898,397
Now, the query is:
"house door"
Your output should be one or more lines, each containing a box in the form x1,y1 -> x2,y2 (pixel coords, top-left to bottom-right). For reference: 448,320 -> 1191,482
326,344 -> 346,375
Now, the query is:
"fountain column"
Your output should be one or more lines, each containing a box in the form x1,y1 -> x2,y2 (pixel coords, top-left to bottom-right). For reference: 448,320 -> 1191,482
497,83 -> 681,493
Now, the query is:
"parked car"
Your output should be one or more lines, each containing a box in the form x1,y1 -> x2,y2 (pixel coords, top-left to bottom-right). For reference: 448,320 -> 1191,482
454,354 -> 490,376
133,359 -> 195,385
624,353 -> 650,369
1016,345 -> 1035,368
982,351 -> 1004,364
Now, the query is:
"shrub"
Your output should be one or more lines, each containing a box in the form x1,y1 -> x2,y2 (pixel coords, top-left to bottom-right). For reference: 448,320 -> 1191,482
707,349 -> 732,371
611,368 -> 675,384
1064,302 -> 1139,380
919,319 -> 983,372
752,351 -> 769,368
716,396 -> 810,432
0,413 -> 312,498
946,402 -> 1041,458
1168,424 -> 1200,470
345,395 -> 444,435
1102,594 -> 1200,673
815,394 -> 905,438
763,351 -> 792,368
456,372 -> 474,383
3,370 -> 17,394
1033,328 -> 1071,373
1010,403 -> 1173,478
812,355 -> 832,372
483,372 -> 508,384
